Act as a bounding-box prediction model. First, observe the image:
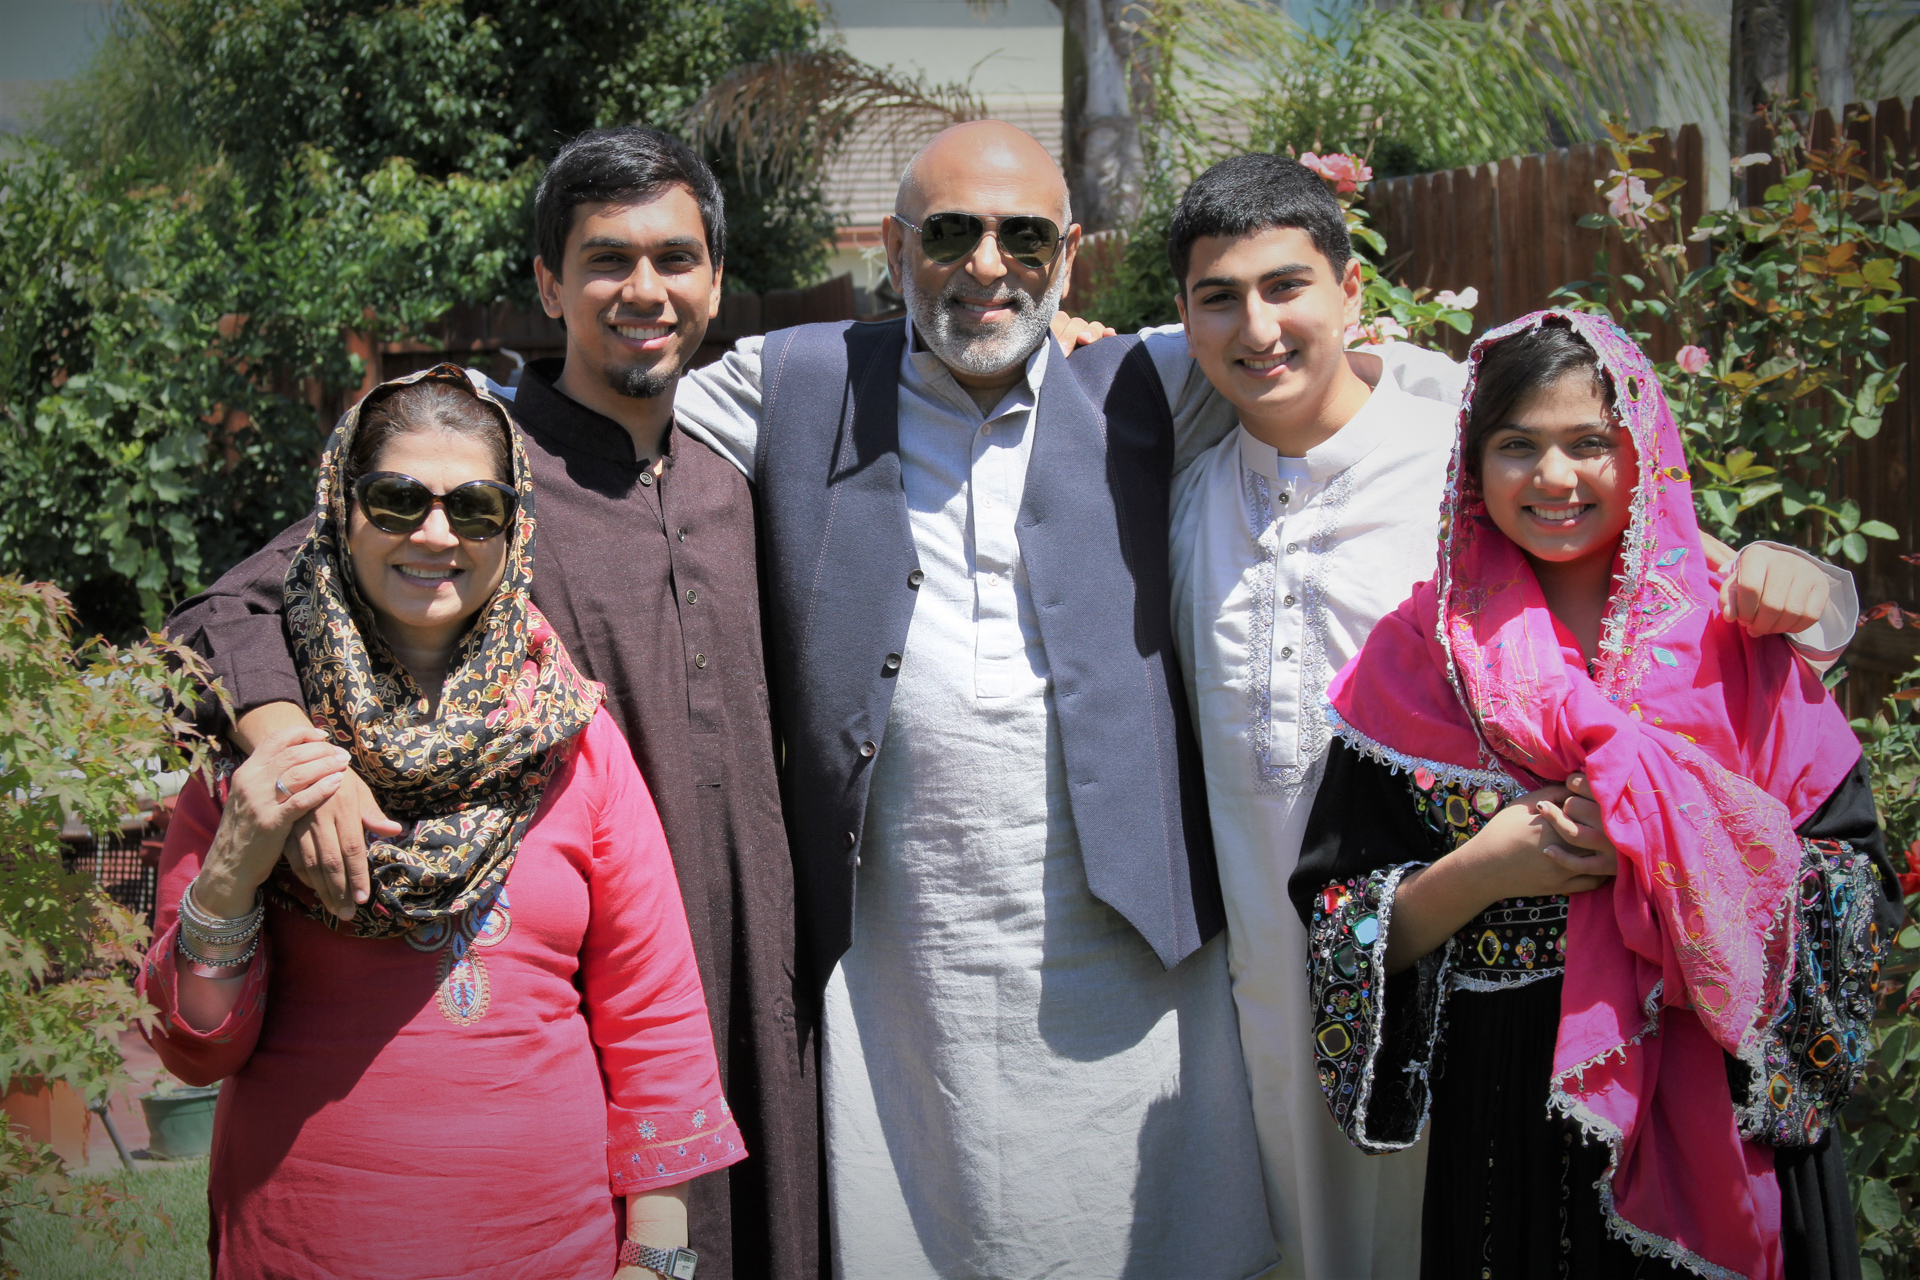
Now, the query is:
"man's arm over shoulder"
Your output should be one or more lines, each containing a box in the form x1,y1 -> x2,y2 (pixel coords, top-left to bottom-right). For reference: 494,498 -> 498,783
1132,324 -> 1243,476
167,519 -> 310,733
674,336 -> 765,481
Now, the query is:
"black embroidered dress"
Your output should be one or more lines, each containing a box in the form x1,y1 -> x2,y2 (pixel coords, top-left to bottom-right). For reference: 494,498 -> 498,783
1290,742 -> 1899,1280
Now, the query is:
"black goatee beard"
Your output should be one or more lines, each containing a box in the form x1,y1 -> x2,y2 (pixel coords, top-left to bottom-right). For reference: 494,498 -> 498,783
608,362 -> 679,400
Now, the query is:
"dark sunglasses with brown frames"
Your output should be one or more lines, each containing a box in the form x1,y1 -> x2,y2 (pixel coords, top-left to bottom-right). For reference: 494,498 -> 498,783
894,212 -> 1064,270
353,471 -> 519,540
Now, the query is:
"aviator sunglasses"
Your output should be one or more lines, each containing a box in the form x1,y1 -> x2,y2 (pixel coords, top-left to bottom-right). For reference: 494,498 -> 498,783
895,212 -> 1064,269
353,471 -> 519,540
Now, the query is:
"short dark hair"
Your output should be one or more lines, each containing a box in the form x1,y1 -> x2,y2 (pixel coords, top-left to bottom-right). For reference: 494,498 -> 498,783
349,379 -> 513,487
1167,154 -> 1352,290
1462,320 -> 1615,481
534,126 -> 725,279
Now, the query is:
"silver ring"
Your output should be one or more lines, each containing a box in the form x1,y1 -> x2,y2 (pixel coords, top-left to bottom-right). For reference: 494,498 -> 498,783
273,776 -> 292,800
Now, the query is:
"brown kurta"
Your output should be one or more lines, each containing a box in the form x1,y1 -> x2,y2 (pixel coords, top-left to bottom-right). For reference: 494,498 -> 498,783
166,359 -> 818,1280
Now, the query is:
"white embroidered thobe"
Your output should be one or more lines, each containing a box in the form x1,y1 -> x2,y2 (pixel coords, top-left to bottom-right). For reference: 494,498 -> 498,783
674,323 -> 1277,1280
1152,336 -> 1458,1279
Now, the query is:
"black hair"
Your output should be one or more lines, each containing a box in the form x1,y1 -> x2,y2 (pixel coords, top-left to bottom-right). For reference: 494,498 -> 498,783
348,379 -> 513,488
1166,153 -> 1353,290
533,126 -> 725,279
1461,321 -> 1615,481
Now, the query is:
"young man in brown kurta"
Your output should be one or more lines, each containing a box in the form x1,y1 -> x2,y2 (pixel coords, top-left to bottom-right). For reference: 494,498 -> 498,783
167,129 -> 817,1280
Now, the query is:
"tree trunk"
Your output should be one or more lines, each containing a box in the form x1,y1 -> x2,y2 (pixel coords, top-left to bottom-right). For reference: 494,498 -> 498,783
1728,0 -> 1789,153
1813,0 -> 1854,111
1061,0 -> 1153,233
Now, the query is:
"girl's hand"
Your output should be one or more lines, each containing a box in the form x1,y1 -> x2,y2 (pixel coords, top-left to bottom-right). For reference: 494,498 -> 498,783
1385,773 -> 1618,973
1459,775 -> 1616,900
194,728 -> 350,919
1535,772 -> 1618,893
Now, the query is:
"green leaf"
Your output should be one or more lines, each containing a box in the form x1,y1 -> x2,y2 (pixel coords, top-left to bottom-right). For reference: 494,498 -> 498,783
1861,1258 -> 1885,1280
1854,1121 -> 1895,1173
1860,520 -> 1900,540
1842,532 -> 1869,563
1859,1179 -> 1902,1232
1853,414 -> 1884,440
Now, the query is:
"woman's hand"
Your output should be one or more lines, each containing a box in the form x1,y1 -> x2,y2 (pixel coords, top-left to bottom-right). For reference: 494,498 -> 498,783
194,727 -> 350,919
1384,774 -> 1617,972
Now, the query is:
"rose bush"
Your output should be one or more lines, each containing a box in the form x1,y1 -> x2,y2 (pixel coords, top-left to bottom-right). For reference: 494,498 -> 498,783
1556,110 -> 1918,563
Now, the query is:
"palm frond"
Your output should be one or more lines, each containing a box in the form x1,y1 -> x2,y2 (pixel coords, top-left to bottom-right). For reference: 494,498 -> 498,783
685,48 -> 990,185
1144,0 -> 1716,179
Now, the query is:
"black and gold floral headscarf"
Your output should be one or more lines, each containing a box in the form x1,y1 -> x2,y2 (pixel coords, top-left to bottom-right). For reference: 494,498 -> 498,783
279,363 -> 602,939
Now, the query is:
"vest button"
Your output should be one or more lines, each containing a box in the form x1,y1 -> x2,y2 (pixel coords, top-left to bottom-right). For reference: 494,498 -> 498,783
859,740 -> 877,758
694,653 -> 707,669
639,470 -> 655,487
883,653 -> 901,672
844,831 -> 857,849
685,588 -> 698,604
908,569 -> 925,588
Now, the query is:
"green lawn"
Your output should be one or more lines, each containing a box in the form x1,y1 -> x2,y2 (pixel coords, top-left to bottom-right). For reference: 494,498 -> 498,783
8,1160 -> 209,1279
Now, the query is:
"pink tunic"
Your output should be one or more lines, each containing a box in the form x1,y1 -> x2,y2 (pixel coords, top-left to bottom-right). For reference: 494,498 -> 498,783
140,710 -> 747,1279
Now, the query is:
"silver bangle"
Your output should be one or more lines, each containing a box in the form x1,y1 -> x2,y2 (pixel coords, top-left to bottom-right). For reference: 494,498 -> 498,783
180,877 -> 263,944
178,930 -> 259,971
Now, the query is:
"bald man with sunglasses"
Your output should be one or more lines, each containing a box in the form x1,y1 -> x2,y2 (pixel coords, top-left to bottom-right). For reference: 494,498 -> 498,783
673,121 -> 1278,1279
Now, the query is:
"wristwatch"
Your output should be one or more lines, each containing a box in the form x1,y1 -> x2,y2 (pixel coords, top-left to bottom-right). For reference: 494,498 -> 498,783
618,1241 -> 698,1279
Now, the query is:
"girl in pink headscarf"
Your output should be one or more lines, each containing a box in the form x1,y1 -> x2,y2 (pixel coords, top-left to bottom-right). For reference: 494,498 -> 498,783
1291,311 -> 1899,1279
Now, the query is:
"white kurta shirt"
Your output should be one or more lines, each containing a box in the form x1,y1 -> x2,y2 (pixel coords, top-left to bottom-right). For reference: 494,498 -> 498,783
1154,333 -> 1458,1278
675,322 -> 1277,1280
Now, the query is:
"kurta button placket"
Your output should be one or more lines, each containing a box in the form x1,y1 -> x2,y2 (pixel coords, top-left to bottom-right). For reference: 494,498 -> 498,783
1285,543 -> 1299,554
1284,594 -> 1297,607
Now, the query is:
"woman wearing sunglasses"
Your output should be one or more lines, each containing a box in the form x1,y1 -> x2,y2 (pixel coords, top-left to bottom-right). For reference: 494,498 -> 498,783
139,366 -> 740,1280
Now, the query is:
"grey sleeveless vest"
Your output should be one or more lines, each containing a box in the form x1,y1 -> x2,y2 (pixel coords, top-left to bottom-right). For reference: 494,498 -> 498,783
754,319 -> 1222,1000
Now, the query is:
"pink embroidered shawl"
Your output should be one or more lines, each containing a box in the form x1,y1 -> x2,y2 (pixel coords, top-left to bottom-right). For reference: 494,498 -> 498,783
1326,310 -> 1858,1279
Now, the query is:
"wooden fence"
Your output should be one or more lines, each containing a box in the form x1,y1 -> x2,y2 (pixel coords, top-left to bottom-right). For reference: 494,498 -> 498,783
1371,99 -> 1920,713
1367,125 -> 1708,359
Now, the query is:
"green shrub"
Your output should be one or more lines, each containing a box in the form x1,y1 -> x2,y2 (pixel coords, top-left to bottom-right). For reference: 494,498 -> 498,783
0,145 -> 528,636
0,579 -> 215,1277
1849,660 -> 1920,1279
